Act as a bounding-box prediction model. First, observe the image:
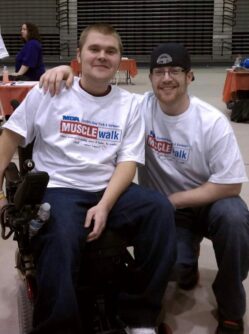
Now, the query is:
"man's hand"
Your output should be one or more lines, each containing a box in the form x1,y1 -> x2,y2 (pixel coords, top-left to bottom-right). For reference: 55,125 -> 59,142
39,65 -> 74,96
83,161 -> 137,242
0,197 -> 8,211
84,203 -> 109,242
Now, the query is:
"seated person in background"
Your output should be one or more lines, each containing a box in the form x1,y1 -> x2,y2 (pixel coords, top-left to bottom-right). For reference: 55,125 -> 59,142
0,23 -> 175,334
40,42 -> 249,334
11,22 -> 45,81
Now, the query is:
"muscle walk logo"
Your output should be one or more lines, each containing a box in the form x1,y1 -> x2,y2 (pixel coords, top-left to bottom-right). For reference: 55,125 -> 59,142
60,120 -> 122,142
147,132 -> 190,161
147,134 -> 172,154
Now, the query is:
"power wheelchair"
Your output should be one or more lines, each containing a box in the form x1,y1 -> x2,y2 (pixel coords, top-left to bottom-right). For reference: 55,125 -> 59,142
0,142 -> 137,334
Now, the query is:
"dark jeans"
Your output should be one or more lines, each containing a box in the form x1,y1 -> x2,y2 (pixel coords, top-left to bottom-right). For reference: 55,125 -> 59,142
175,196 -> 249,320
30,183 -> 176,334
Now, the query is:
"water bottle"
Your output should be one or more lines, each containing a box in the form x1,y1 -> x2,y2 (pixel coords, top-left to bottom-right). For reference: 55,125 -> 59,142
37,202 -> 51,221
2,65 -> 9,83
29,202 -> 51,238
232,55 -> 242,71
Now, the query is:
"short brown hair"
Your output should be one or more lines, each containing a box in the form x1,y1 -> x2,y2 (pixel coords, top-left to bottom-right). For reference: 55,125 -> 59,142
78,23 -> 123,54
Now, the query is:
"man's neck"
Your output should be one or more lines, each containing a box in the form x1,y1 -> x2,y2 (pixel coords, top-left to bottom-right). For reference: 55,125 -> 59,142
79,77 -> 111,97
160,95 -> 190,116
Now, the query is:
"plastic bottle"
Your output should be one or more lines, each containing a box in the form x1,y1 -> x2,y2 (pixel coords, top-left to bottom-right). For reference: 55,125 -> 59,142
37,202 -> 51,221
29,202 -> 51,238
2,65 -> 9,83
233,55 -> 242,68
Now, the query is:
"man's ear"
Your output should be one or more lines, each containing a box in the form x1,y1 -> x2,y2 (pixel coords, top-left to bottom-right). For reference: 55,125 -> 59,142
187,70 -> 194,83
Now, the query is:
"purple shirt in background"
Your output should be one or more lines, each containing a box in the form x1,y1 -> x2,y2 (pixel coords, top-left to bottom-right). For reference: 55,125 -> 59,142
15,39 -> 45,80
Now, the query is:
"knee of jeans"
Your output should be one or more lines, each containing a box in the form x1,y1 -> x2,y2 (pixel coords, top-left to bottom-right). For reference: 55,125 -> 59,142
209,198 -> 249,235
141,192 -> 175,240
150,191 -> 174,214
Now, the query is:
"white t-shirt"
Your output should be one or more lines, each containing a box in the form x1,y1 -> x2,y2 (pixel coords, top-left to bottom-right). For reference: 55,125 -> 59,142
138,92 -> 248,196
4,78 -> 145,191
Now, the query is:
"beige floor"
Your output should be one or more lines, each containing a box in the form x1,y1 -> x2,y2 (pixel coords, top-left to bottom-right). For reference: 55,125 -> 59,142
0,67 -> 248,333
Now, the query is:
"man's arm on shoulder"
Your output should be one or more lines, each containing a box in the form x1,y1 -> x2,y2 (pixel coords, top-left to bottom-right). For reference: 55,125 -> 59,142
39,65 -> 74,96
168,182 -> 242,209
85,161 -> 137,242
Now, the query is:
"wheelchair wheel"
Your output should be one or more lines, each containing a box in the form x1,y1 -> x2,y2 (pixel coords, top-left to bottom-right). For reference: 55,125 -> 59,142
17,282 -> 33,334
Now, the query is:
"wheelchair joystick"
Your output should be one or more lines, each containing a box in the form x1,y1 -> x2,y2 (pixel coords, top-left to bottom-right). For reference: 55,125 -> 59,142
23,159 -> 35,172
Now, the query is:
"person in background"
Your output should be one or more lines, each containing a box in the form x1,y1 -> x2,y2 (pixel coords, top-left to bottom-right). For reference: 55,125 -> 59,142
0,24 -> 175,334
40,42 -> 249,334
11,22 -> 45,80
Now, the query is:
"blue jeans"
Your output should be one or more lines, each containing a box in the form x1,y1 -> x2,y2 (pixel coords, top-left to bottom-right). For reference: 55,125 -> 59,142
30,183 -> 176,334
175,196 -> 249,320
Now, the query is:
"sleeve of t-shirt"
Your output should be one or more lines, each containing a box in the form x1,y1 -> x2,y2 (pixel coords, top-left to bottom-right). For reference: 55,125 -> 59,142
116,96 -> 145,165
208,119 -> 248,184
3,85 -> 41,146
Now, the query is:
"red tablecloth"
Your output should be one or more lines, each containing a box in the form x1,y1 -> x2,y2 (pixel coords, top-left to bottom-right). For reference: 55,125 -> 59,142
223,69 -> 249,103
70,59 -> 81,76
0,82 -> 37,116
70,58 -> 138,78
118,59 -> 138,78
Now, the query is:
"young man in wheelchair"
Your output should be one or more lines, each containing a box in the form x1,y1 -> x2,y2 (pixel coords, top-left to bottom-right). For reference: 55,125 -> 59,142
0,23 -> 176,334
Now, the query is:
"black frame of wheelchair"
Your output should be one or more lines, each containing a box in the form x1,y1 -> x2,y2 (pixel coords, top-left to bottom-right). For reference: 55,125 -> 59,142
0,143 -> 136,334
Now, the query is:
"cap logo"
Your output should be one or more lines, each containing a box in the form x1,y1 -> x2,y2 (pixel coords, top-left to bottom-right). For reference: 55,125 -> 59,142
156,53 -> 172,65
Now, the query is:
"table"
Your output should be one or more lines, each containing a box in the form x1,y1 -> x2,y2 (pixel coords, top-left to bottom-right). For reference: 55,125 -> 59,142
70,58 -> 81,76
70,58 -> 138,84
116,58 -> 138,84
0,81 -> 37,117
223,69 -> 249,103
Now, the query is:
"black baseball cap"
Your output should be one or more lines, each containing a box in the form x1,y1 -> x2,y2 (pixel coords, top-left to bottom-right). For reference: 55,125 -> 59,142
150,42 -> 192,73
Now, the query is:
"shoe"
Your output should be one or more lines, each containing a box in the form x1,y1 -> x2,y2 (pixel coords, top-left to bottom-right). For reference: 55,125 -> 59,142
216,318 -> 244,333
177,262 -> 199,290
